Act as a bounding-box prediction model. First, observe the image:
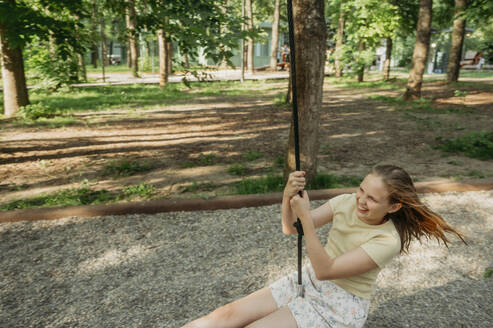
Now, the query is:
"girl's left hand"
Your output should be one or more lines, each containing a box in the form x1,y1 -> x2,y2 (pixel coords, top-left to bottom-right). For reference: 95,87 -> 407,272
289,190 -> 310,222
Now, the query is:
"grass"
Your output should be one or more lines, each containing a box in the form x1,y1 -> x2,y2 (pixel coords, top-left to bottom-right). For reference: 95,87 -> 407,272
102,159 -> 155,178
0,182 -> 160,211
436,131 -> 493,160
234,173 -> 361,195
1,79 -> 283,128
0,187 -> 113,211
228,164 -> 246,176
368,94 -> 471,114
243,150 -> 263,161
121,183 -> 156,199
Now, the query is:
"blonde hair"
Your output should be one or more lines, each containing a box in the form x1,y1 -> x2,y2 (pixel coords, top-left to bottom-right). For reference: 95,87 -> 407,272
372,165 -> 467,253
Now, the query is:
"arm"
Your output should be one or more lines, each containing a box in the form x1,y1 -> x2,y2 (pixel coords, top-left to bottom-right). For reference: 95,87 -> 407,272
290,191 -> 378,280
282,171 -> 334,234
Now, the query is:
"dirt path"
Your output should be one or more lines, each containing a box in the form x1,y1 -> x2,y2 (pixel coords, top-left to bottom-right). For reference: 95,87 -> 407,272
1,77 -> 492,207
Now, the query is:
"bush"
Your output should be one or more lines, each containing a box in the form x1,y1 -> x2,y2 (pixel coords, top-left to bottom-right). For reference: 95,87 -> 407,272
437,131 -> 493,160
18,104 -> 55,120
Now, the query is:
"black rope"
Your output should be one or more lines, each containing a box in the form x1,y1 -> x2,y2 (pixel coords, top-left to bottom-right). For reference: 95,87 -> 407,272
286,0 -> 304,298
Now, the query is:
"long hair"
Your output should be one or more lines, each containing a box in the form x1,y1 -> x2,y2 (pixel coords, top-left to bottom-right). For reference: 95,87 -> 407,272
372,165 -> 467,254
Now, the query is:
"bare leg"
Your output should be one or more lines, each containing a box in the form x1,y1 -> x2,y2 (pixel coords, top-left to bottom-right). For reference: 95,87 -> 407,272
181,287 -> 278,328
245,307 -> 297,328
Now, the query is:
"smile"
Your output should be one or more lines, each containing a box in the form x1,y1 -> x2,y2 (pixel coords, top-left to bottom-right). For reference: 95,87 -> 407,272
358,207 -> 369,214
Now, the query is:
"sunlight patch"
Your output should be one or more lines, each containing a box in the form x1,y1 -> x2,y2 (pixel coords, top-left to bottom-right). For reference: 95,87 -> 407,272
78,245 -> 150,274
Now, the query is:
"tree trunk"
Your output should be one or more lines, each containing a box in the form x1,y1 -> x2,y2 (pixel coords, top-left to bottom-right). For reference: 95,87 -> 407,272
269,0 -> 281,71
101,19 -> 108,67
126,0 -> 139,77
383,37 -> 392,81
403,0 -> 432,100
78,53 -> 87,81
446,0 -> 466,83
246,0 -> 254,74
0,28 -> 29,117
157,29 -> 168,88
127,45 -> 131,68
167,42 -> 173,75
356,41 -> 365,82
284,0 -> 327,183
91,0 -> 98,68
184,53 -> 190,68
335,9 -> 345,77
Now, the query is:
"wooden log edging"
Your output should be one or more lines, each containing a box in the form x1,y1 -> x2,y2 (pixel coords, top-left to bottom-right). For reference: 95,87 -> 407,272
1,179 -> 492,224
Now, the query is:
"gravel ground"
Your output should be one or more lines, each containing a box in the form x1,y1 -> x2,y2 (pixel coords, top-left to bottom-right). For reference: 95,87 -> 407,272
1,190 -> 492,328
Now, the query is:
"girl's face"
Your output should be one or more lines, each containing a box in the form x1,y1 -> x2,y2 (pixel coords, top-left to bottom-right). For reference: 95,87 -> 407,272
356,174 -> 401,225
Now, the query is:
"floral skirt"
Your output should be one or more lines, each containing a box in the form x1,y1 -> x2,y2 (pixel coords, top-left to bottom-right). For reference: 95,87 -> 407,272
269,264 -> 370,328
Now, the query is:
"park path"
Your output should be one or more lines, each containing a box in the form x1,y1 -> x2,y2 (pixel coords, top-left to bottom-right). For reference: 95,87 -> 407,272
78,69 -> 290,87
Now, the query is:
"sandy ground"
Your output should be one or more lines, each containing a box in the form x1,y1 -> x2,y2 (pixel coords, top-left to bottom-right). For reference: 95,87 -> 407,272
1,190 -> 492,327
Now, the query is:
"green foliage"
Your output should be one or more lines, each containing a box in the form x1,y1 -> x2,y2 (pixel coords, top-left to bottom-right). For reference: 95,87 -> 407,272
307,174 -> 361,190
243,150 -> 263,161
0,187 -> 112,211
235,175 -> 285,194
18,103 -> 55,120
122,183 -> 156,199
25,37 -> 81,89
274,156 -> 285,168
234,173 -> 361,195
228,164 -> 246,176
197,153 -> 217,166
103,159 -> 154,178
437,131 -> 493,160
485,267 -> 493,278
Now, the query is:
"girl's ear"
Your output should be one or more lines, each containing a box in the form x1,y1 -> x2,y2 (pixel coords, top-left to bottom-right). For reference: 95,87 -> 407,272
388,203 -> 402,214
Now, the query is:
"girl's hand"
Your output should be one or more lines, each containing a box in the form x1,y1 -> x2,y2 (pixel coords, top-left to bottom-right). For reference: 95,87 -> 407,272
284,171 -> 306,198
289,190 -> 311,222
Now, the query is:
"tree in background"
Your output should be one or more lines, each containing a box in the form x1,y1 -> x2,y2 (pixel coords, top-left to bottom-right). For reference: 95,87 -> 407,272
284,0 -> 327,183
446,0 -> 466,82
269,0 -> 281,71
0,0 -> 86,117
246,0 -> 254,73
125,0 -> 139,77
403,0 -> 433,100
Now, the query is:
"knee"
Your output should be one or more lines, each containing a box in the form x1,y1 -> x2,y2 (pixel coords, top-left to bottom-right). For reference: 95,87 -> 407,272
210,303 -> 236,322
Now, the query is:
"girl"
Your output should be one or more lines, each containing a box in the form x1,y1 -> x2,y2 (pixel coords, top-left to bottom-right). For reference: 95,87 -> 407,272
182,165 -> 466,328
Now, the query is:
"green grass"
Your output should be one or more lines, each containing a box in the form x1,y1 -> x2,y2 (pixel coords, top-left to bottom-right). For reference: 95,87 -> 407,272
0,182 -> 161,211
121,183 -> 156,199
326,75 -> 406,90
242,150 -> 263,161
0,187 -> 113,211
436,131 -> 493,160
234,173 -> 361,195
228,164 -> 246,176
102,159 -> 155,178
368,94 -> 471,114
1,79 -> 283,128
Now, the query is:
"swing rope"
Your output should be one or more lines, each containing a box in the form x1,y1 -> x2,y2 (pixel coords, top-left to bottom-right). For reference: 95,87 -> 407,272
286,0 -> 304,298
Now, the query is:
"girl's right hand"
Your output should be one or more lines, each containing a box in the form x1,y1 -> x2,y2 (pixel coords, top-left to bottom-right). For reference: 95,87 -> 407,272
284,171 -> 306,198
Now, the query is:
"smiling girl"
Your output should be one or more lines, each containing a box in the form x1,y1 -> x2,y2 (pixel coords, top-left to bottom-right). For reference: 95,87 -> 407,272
182,165 -> 466,328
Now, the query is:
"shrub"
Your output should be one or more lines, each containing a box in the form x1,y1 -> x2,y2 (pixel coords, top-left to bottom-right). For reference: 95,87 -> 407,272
18,104 -> 55,120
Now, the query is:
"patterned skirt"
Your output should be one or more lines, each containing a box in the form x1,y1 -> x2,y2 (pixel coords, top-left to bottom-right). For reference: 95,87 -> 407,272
269,264 -> 370,328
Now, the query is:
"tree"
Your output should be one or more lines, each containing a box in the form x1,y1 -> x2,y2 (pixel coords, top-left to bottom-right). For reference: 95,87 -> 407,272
0,19 -> 29,117
284,0 -> 327,183
403,0 -> 433,100
246,0 -> 254,73
125,0 -> 139,77
446,0 -> 466,82
0,0 -> 86,117
335,5 -> 345,77
269,0 -> 280,71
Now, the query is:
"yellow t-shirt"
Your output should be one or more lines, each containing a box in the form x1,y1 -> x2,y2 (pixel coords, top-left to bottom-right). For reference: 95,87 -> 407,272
324,193 -> 401,299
